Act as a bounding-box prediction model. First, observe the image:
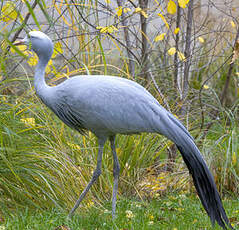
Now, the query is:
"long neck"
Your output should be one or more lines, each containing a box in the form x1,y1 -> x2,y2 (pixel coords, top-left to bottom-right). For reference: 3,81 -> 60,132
34,55 -> 50,98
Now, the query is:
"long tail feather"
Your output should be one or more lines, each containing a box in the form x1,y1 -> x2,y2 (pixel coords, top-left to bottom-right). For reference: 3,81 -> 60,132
160,113 -> 233,229
177,145 -> 233,229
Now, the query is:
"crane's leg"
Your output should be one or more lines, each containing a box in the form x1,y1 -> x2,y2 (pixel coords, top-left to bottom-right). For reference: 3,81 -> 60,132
109,135 -> 120,219
68,137 -> 106,219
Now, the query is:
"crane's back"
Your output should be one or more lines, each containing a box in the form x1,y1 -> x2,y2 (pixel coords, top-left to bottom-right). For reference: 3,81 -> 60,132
46,75 -> 166,137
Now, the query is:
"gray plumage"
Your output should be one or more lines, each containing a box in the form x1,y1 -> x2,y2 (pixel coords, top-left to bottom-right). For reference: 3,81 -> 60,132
15,31 -> 233,229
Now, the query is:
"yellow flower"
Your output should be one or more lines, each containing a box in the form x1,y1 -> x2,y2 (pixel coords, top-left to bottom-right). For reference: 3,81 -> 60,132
203,84 -> 209,89
148,221 -> 154,225
149,215 -> 154,220
125,210 -> 135,219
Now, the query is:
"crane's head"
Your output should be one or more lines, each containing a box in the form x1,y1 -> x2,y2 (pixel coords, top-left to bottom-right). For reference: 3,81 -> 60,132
15,31 -> 53,60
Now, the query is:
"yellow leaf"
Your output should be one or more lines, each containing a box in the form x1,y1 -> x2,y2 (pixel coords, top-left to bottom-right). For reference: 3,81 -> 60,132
105,0 -> 110,4
123,8 -> 131,13
107,27 -> 114,33
154,33 -> 166,42
177,51 -> 186,61
203,84 -> 209,89
178,0 -> 189,8
1,40 -> 7,51
135,7 -> 148,18
52,41 -> 63,58
135,7 -> 142,13
100,27 -> 108,33
20,117 -> 35,127
231,39 -> 239,64
167,0 -> 177,15
0,2 -> 18,22
158,13 -> 169,29
27,54 -> 38,66
141,11 -> 148,18
230,20 -> 236,28
232,152 -> 237,166
168,47 -> 176,55
45,59 -> 53,74
111,25 -> 118,31
10,44 -> 27,53
198,36 -> 205,43
116,7 -> 122,17
174,27 -> 180,34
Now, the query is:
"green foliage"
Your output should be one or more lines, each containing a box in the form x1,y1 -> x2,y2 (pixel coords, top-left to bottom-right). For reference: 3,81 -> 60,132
1,194 -> 239,229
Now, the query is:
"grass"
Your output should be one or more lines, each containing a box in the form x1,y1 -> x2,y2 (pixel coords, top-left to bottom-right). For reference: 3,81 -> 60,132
1,194 -> 239,230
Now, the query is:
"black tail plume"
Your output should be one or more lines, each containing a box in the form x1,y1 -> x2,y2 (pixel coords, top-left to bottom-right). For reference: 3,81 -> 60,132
177,144 -> 233,229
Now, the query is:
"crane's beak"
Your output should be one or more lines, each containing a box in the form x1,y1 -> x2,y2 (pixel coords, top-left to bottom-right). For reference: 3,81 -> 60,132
13,39 -> 26,46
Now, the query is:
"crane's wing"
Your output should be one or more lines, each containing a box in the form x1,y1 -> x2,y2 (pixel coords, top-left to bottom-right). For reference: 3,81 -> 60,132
50,99 -> 87,135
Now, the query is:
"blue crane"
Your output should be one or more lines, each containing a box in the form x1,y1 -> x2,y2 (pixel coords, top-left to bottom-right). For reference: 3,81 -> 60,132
15,31 -> 233,229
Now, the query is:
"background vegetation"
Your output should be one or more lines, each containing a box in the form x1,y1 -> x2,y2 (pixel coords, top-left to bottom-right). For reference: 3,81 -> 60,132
0,0 -> 238,227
